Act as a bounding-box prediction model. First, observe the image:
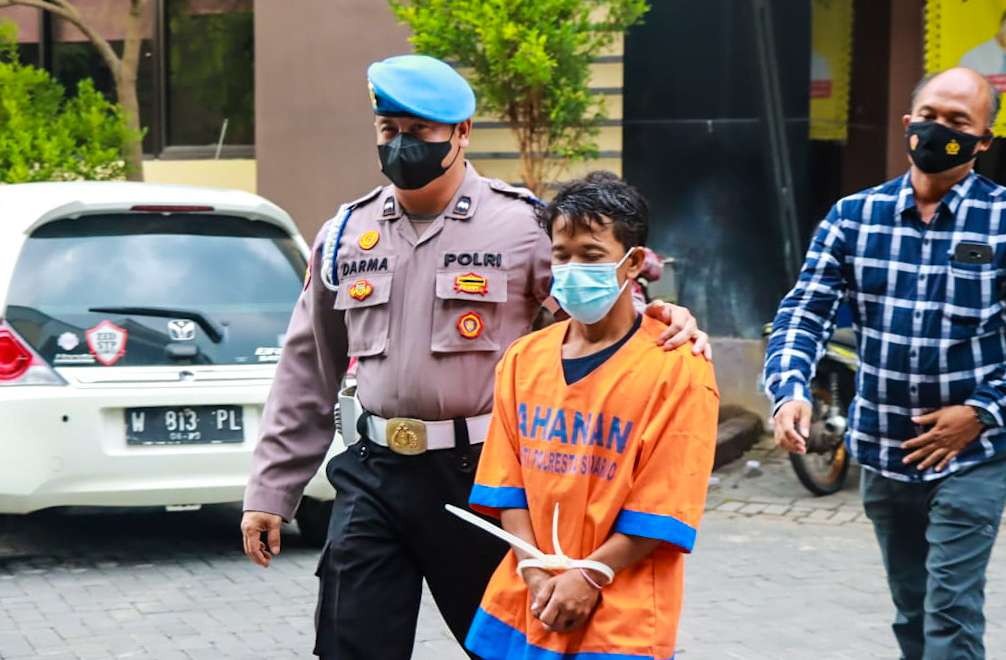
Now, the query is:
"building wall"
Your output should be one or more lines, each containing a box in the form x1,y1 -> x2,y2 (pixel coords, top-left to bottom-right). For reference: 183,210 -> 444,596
885,0 -> 925,179
253,0 -> 410,241
143,159 -> 256,193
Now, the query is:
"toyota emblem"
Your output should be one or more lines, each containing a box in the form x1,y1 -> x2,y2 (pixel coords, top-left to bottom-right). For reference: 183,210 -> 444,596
168,319 -> 196,341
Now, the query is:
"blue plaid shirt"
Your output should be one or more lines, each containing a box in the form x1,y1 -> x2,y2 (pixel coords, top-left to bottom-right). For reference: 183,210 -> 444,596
764,171 -> 1006,481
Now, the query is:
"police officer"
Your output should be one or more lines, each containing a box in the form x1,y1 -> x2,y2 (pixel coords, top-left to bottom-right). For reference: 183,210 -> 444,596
240,55 -> 710,659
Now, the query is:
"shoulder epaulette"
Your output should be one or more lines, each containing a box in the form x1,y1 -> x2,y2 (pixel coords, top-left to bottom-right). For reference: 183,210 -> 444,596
487,179 -> 544,207
346,185 -> 384,211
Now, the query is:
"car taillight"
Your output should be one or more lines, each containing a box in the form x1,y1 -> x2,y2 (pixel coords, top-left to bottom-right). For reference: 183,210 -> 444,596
130,205 -> 214,213
0,322 -> 66,386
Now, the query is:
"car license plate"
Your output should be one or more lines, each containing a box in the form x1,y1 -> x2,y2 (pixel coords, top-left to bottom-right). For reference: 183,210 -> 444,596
124,406 -> 244,446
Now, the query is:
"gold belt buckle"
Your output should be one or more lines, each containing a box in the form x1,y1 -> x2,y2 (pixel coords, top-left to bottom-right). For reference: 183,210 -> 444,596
386,418 -> 428,455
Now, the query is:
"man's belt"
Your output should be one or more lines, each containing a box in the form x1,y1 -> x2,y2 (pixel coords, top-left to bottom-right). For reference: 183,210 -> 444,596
364,412 -> 490,455
338,386 -> 489,455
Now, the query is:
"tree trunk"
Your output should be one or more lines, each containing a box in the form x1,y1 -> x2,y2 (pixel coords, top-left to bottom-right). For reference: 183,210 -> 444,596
118,0 -> 147,181
116,71 -> 144,181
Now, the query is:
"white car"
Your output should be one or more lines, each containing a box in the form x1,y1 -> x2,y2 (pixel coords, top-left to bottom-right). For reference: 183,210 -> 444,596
0,182 -> 339,545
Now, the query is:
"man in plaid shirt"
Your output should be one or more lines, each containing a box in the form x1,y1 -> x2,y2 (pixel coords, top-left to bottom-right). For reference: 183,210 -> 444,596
765,68 -> 1006,659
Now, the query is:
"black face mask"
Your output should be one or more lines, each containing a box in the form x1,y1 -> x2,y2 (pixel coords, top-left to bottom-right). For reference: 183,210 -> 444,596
377,127 -> 459,190
906,121 -> 988,174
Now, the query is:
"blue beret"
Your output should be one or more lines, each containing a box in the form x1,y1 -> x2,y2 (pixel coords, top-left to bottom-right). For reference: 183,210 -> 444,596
367,55 -> 476,123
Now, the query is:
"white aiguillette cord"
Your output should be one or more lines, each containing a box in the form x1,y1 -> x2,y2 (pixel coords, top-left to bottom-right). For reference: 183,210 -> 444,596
445,503 -> 615,585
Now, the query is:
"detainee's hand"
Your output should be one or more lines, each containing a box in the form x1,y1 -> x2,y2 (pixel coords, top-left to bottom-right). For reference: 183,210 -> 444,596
901,405 -> 983,472
533,570 -> 600,633
646,301 -> 713,360
241,510 -> 283,567
774,400 -> 813,454
522,567 -> 553,609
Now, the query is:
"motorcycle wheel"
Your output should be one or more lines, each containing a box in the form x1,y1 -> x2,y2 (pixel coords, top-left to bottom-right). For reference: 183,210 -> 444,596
789,443 -> 850,496
788,374 -> 851,496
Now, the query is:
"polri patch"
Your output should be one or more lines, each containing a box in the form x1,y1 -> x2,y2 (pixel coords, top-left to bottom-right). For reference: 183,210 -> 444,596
444,252 -> 502,269
457,311 -> 485,339
348,279 -> 374,302
454,272 -> 489,295
85,320 -> 128,366
359,230 -> 380,251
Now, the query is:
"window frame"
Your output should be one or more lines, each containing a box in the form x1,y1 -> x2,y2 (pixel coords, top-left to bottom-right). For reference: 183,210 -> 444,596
23,0 -> 255,159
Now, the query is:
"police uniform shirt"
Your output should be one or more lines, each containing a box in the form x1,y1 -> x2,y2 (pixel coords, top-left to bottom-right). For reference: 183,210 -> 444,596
244,163 -> 553,520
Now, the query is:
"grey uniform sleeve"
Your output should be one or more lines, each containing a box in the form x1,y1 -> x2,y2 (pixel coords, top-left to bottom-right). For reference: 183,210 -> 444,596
243,222 -> 349,521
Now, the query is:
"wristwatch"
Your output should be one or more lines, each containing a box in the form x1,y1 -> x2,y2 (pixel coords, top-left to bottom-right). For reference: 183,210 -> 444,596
970,405 -> 997,430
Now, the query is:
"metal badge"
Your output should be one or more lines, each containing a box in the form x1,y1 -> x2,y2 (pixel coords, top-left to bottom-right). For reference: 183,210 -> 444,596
359,230 -> 380,250
387,419 -> 427,455
168,319 -> 196,341
453,196 -> 472,215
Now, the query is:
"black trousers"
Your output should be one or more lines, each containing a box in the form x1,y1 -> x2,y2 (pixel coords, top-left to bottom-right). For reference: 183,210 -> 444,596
314,438 -> 507,659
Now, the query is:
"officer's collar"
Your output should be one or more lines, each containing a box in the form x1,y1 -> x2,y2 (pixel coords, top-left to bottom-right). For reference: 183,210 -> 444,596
444,162 -> 482,221
379,162 -> 482,223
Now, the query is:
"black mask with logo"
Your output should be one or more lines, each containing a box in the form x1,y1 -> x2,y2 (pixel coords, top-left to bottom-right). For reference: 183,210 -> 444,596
377,125 -> 459,190
906,121 -> 988,174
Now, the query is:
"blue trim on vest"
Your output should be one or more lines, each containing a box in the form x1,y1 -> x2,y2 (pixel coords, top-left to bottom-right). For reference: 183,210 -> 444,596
469,484 -> 528,510
613,509 -> 696,553
465,608 -> 673,659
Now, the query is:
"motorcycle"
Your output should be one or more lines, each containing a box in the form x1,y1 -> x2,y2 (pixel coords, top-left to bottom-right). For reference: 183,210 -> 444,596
762,323 -> 858,495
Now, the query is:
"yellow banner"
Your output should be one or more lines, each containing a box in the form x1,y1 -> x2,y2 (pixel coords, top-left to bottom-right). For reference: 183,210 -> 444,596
810,0 -> 854,142
925,0 -> 1006,134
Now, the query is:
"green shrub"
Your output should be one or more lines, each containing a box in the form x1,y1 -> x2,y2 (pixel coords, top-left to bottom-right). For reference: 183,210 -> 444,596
0,21 -> 134,183
389,0 -> 648,195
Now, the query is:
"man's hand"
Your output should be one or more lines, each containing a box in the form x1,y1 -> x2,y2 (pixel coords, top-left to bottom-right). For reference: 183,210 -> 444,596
532,570 -> 600,633
901,406 -> 984,472
241,511 -> 283,567
774,400 -> 813,454
522,567 -> 553,612
646,301 -> 712,360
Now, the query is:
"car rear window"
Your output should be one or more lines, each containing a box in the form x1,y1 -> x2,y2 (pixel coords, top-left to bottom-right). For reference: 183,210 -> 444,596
4,213 -> 307,367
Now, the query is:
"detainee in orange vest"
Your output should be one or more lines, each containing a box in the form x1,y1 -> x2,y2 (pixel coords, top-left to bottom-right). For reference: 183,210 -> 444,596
459,171 -> 719,659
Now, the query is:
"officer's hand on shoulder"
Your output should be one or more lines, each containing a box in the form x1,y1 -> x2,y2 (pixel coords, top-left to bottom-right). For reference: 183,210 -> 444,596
241,510 -> 283,568
646,301 -> 712,360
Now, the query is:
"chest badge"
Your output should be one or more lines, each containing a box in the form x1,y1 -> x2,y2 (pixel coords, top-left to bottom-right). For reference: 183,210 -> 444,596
359,230 -> 380,251
457,311 -> 485,340
454,272 -> 489,295
348,279 -> 374,301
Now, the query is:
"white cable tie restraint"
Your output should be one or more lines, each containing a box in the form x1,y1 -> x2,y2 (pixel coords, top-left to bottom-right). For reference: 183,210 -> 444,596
445,503 -> 615,585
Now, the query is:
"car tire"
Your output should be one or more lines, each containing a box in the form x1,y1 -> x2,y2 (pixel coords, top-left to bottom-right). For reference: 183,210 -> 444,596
295,497 -> 332,548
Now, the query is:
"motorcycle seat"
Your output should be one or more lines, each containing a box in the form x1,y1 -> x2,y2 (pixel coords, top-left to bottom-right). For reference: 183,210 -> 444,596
830,327 -> 857,350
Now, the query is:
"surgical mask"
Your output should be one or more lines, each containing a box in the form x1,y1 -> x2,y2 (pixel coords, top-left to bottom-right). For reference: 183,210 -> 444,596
377,126 -> 459,190
906,121 -> 987,174
551,248 -> 637,325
